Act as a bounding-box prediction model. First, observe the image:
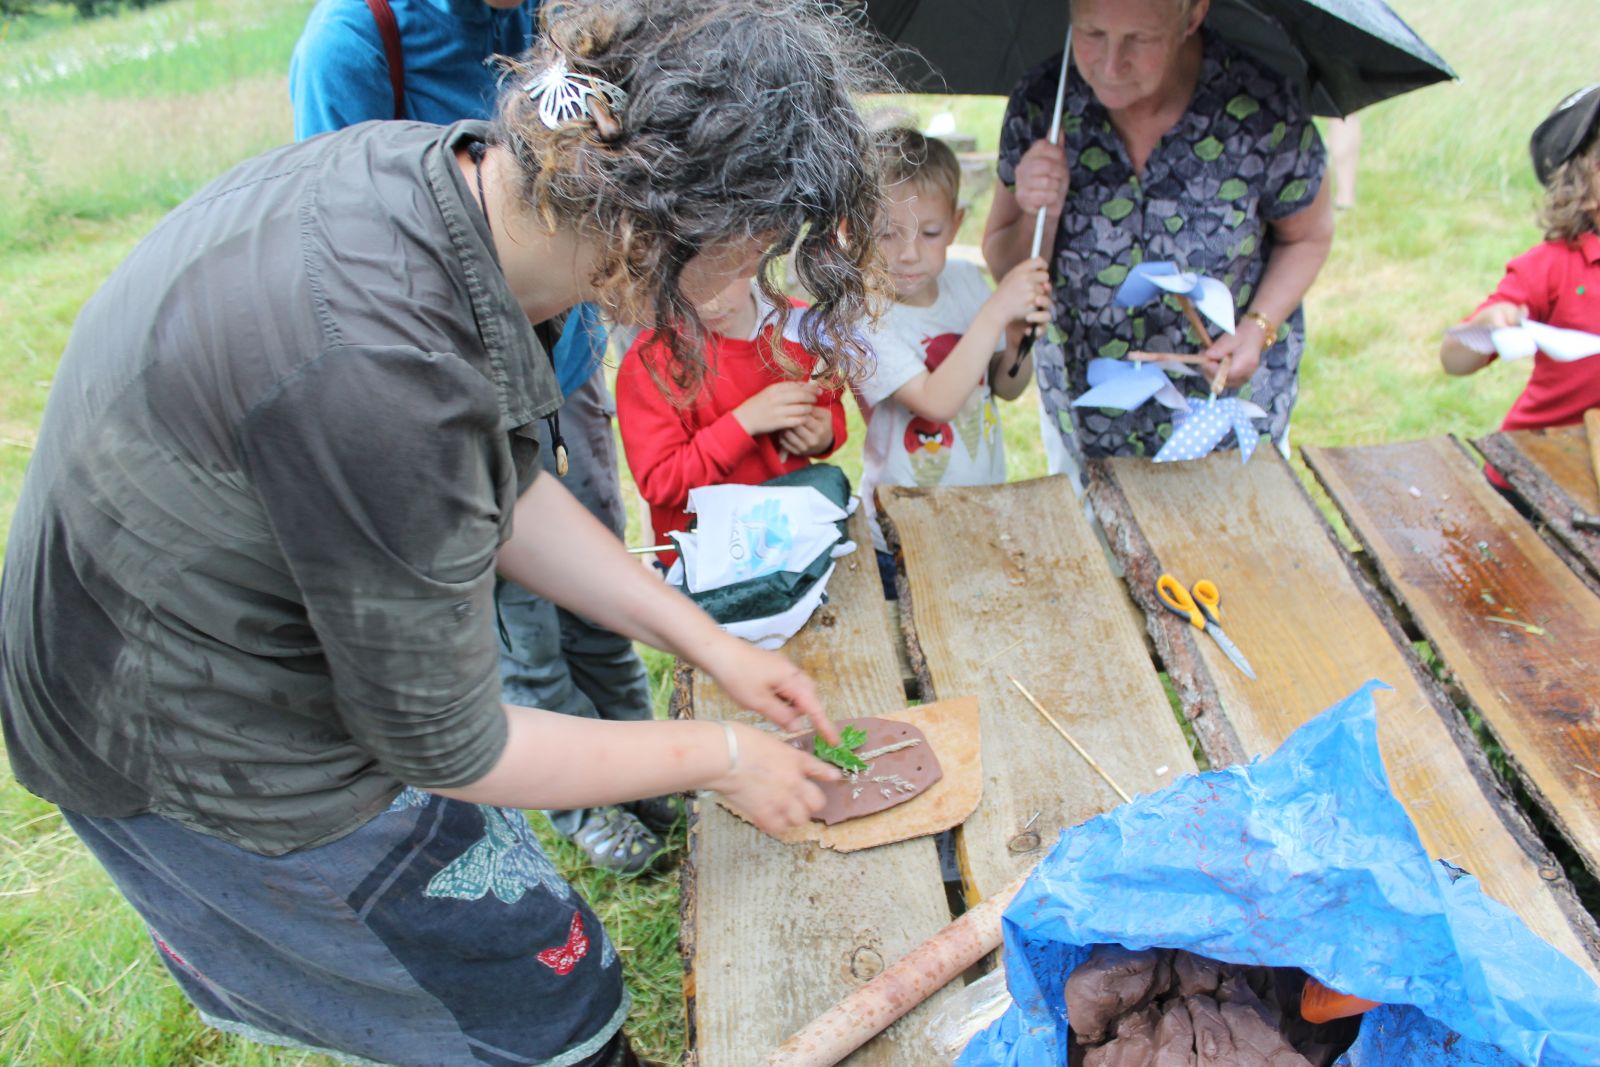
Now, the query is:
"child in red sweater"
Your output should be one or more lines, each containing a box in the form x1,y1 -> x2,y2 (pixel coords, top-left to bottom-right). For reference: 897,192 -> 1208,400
617,277 -> 848,562
1440,85 -> 1600,490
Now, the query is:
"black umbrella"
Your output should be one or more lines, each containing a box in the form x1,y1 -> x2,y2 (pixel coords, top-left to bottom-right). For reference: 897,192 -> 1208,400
860,0 -> 1455,117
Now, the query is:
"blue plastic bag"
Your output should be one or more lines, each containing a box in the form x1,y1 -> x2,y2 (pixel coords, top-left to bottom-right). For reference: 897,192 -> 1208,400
959,681 -> 1600,1066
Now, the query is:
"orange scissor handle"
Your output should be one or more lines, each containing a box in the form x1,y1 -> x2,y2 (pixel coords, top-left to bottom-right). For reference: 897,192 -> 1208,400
1156,573 -> 1206,630
1191,579 -> 1221,623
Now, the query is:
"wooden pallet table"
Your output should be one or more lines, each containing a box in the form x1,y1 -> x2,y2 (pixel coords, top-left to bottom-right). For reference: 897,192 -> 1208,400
1476,425 -> 1600,584
1305,437 -> 1600,897
676,511 -> 954,1066
879,477 -> 1198,906
1089,448 -> 1600,977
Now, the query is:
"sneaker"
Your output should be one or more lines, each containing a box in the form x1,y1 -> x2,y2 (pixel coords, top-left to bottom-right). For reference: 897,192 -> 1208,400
572,806 -> 665,875
628,793 -> 684,834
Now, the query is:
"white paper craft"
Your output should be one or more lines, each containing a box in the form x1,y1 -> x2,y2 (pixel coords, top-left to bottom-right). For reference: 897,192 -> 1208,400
1446,320 -> 1600,363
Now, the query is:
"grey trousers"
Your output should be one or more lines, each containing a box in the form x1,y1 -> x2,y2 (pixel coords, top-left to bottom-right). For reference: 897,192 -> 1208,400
496,369 -> 653,836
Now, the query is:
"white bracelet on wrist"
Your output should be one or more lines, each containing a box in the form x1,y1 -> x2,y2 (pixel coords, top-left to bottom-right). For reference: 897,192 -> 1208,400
720,721 -> 739,774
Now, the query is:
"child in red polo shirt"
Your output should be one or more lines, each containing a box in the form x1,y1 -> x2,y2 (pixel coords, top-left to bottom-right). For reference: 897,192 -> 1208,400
617,277 -> 848,565
1441,84 -> 1600,489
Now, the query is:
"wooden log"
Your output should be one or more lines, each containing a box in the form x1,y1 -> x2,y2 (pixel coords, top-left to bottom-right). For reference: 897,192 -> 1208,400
759,866 -> 1035,1067
1476,426 -> 1600,588
1306,437 -> 1600,899
1093,447 -> 1600,977
679,511 -> 955,1066
879,477 -> 1197,907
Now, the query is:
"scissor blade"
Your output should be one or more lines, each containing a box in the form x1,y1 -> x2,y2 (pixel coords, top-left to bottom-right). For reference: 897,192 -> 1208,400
1204,623 -> 1256,680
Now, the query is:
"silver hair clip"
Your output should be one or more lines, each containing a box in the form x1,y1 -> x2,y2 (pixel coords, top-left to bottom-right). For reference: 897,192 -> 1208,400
522,58 -> 628,131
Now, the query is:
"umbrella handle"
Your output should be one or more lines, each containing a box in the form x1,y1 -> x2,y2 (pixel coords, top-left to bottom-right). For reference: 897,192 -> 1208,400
1009,28 -> 1073,380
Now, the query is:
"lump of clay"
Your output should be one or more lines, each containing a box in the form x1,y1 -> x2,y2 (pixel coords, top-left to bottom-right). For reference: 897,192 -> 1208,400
1220,1000 -> 1315,1067
1218,971 -> 1282,1030
1185,995 -> 1236,1067
1152,997 -> 1197,1067
1173,950 -> 1220,997
1065,946 -> 1172,1044
1084,1004 -> 1157,1067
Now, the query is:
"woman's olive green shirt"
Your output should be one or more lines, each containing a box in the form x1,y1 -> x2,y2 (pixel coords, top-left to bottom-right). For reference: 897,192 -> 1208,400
1,121 -> 562,854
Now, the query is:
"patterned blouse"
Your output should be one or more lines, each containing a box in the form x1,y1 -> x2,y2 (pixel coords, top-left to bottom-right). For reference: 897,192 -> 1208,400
998,32 -> 1326,458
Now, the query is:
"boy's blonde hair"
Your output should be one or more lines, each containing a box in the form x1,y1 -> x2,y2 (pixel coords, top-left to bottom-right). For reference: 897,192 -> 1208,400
876,127 -> 962,211
1539,136 -> 1600,244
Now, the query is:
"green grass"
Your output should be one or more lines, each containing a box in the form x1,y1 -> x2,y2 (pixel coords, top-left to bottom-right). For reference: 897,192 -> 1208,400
1,0 -> 1597,1062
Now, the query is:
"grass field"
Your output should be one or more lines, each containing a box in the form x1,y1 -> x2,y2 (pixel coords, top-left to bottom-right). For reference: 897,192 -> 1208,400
0,0 -> 1590,1063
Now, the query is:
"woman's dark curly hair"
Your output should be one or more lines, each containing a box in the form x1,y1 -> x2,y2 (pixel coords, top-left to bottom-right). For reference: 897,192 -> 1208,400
491,0 -> 888,396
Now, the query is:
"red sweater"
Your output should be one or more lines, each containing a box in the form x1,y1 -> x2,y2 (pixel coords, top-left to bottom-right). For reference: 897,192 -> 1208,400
616,321 -> 848,563
1472,232 -> 1600,487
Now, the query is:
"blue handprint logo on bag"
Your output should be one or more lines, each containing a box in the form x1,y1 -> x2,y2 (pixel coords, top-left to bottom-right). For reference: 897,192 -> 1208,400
727,498 -> 793,580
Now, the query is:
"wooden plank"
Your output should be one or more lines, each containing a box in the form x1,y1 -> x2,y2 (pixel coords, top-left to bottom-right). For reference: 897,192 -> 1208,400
678,510 -> 954,1066
1476,426 -> 1600,585
878,477 -> 1198,907
1306,437 -> 1600,885
1091,448 -> 1600,977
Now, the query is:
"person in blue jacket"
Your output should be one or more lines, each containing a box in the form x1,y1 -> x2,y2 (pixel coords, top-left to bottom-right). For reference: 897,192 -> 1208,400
291,0 -> 667,874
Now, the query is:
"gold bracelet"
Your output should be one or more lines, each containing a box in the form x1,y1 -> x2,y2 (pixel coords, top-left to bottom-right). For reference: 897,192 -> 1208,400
1242,310 -> 1279,348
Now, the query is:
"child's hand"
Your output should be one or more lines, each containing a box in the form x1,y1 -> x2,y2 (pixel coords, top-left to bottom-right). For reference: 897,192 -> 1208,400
987,256 -> 1053,327
1014,138 -> 1070,217
775,404 -> 834,459
733,380 -> 822,437
1470,302 -> 1529,329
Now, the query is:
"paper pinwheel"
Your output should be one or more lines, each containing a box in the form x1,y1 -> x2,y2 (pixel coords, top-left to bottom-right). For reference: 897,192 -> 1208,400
1445,320 -> 1600,363
1114,261 -> 1237,338
1154,397 -> 1269,464
1071,357 -> 1196,412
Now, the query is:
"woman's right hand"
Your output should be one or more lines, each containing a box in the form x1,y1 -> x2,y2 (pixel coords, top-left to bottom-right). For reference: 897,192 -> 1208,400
733,380 -> 822,437
709,723 -> 841,836
1013,138 -> 1070,216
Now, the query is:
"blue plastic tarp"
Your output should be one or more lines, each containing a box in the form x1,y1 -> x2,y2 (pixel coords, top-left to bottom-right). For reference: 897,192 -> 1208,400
958,681 -> 1600,1066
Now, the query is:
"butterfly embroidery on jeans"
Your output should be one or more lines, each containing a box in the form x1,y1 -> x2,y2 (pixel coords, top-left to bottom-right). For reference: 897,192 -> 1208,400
424,806 -> 572,904
537,912 -> 590,976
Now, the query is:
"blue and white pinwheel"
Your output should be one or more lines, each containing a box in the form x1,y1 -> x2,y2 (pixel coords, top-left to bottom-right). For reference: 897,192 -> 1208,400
1113,261 -> 1237,338
1154,397 -> 1270,464
1071,357 -> 1196,412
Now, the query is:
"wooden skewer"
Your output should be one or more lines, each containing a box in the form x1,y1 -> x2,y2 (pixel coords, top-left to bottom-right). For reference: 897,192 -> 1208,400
628,544 -> 674,555
1176,294 -> 1214,348
1584,408 -> 1600,501
1211,354 -> 1231,398
1127,351 -> 1209,365
1008,677 -> 1132,804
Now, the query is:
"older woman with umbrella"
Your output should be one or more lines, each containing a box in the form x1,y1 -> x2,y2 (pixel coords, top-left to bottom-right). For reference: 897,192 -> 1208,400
984,0 -> 1334,463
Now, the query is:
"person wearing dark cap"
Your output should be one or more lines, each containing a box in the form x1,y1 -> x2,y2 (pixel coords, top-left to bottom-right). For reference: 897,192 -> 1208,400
1440,83 -> 1600,492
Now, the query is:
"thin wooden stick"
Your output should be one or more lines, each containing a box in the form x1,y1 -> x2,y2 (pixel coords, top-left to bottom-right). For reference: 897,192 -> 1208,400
1008,677 -> 1132,803
1210,354 -> 1231,398
1175,294 -> 1214,348
1584,408 -> 1600,501
1127,351 -> 1208,365
627,544 -> 674,555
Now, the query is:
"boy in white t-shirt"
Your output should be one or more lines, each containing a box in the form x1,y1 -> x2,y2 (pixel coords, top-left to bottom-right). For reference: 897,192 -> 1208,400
858,128 -> 1051,596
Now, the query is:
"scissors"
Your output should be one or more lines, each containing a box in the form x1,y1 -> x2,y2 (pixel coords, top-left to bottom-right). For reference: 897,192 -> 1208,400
1155,574 -> 1256,680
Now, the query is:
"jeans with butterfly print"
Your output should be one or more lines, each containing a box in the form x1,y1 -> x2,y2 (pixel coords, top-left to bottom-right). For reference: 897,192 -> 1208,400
62,790 -> 628,1066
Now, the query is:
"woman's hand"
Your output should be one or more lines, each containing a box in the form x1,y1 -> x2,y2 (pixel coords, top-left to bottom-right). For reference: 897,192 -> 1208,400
708,723 -> 840,836
734,380 -> 823,437
701,637 -> 840,744
1201,323 -> 1266,390
1013,139 -> 1070,216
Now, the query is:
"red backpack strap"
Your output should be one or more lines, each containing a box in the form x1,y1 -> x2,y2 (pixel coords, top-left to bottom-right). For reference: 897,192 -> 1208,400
362,0 -> 405,120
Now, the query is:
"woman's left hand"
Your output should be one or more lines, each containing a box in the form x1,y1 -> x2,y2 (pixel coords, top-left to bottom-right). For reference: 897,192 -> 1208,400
1200,321 -> 1268,390
701,637 -> 840,744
